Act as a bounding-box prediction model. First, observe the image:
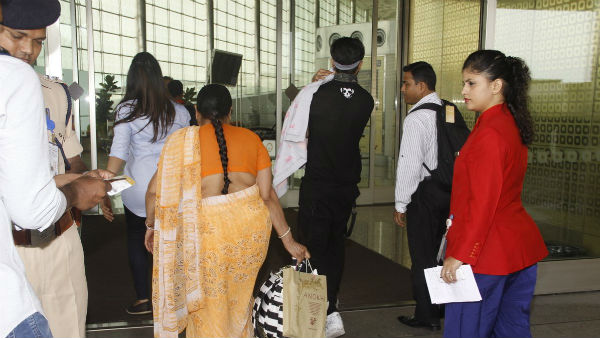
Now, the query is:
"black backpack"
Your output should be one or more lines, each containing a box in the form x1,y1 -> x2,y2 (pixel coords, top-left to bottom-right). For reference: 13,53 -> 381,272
412,99 -> 471,192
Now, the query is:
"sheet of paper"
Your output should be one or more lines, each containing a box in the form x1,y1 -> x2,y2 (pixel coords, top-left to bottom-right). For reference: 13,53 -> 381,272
424,265 -> 482,304
106,175 -> 135,196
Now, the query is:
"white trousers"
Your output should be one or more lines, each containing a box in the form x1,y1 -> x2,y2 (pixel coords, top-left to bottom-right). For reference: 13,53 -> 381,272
16,225 -> 88,338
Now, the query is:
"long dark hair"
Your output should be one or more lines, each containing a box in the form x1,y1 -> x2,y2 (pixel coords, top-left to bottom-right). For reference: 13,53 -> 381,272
196,84 -> 232,194
462,49 -> 533,145
114,52 -> 175,143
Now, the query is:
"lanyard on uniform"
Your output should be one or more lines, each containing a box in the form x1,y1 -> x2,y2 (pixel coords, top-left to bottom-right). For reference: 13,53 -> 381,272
46,108 -> 72,171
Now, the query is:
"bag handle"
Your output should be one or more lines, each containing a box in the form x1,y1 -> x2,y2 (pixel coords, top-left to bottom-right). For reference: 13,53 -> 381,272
293,258 -> 315,273
436,214 -> 453,263
345,202 -> 357,237
304,259 -> 313,273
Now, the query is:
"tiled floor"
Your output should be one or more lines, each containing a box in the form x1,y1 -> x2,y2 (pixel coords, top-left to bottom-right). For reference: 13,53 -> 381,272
87,291 -> 600,338
81,202 -> 599,337
348,205 -> 412,267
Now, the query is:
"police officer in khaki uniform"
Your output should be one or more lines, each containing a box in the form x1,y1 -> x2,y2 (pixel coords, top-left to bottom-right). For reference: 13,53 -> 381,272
0,1 -> 113,336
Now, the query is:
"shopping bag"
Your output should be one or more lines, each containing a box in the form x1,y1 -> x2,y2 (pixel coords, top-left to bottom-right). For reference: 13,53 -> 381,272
282,260 -> 327,338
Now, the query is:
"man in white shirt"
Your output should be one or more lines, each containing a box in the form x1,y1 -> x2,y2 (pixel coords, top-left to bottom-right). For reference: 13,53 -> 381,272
0,0 -> 114,336
0,1 -> 110,337
394,61 -> 444,331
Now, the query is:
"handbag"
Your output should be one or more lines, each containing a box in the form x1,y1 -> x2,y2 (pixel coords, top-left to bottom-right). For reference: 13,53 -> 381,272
282,260 -> 327,338
253,268 -> 285,338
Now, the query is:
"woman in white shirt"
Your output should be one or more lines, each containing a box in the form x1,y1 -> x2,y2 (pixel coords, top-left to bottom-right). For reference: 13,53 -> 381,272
101,52 -> 190,315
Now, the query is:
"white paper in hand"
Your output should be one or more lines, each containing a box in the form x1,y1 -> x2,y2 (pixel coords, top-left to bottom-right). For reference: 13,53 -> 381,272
424,265 -> 482,304
106,175 -> 135,196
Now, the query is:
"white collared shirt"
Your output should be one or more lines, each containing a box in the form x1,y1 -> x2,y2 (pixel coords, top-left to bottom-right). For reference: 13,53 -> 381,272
0,55 -> 67,336
394,92 -> 440,213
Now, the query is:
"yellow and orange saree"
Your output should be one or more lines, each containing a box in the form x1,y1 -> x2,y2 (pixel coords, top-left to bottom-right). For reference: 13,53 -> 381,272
152,126 -> 271,338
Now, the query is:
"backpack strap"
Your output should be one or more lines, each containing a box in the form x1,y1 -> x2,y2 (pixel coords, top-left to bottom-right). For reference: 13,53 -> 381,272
411,102 -> 442,114
410,102 -> 442,175
422,163 -> 433,175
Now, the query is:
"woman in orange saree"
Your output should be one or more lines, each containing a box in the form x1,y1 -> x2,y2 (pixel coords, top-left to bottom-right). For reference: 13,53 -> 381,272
144,84 -> 309,338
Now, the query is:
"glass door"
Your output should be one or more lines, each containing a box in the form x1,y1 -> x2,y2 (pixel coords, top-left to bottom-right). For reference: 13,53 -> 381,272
370,0 -> 399,204
46,0 -> 404,209
38,0 -> 102,212
491,0 -> 600,259
280,0 -> 401,207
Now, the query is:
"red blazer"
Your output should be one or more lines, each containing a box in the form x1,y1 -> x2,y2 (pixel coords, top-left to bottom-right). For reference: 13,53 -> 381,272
445,103 -> 547,275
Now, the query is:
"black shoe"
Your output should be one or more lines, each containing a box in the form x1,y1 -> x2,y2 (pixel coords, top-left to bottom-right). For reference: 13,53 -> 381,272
397,316 -> 441,331
126,300 -> 152,315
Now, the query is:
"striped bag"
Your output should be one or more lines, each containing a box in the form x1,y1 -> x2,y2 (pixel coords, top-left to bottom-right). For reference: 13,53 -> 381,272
253,268 -> 285,338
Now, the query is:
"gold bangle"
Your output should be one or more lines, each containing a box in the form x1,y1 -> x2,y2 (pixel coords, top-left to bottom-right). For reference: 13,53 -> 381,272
278,227 -> 291,239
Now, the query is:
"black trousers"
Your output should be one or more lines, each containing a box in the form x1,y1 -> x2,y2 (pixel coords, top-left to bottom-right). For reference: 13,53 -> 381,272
124,206 -> 151,300
297,179 -> 358,314
405,178 -> 449,325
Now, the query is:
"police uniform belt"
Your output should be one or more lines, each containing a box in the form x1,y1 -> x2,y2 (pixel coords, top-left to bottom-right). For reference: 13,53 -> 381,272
13,209 -> 81,247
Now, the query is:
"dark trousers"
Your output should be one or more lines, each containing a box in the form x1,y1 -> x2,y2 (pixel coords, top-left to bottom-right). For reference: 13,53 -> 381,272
124,206 -> 151,300
444,264 -> 538,338
297,179 -> 358,314
406,178 -> 449,325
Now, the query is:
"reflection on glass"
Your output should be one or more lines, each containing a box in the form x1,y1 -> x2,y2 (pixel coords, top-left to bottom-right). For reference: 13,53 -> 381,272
373,0 -> 398,188
408,0 -> 480,127
288,0 -> 374,190
348,206 -> 411,267
495,0 -> 600,259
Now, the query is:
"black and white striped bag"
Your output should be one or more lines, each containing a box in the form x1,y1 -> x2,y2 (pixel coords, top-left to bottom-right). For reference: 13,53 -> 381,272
252,268 -> 285,338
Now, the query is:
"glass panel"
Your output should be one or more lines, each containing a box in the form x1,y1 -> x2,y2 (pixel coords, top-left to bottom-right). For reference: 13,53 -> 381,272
147,0 -> 208,90
255,0 -> 277,132
494,0 -> 600,259
293,0 -> 316,88
100,3 -> 132,160
393,0 -> 480,267
288,0 -> 374,191
341,0 -> 410,266
408,0 -> 481,128
38,1 -> 104,212
373,1 -> 397,188
338,0 -> 353,24
319,0 -> 337,27
213,0 -> 257,128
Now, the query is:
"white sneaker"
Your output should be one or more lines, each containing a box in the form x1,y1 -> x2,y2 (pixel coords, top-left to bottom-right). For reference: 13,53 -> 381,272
326,312 -> 345,338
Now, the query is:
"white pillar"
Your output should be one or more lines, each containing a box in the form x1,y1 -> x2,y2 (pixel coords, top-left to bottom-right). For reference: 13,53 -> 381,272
45,20 -> 62,79
86,0 -> 97,169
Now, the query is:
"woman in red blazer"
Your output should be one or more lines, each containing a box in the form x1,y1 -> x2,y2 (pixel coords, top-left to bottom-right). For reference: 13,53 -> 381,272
440,50 -> 548,338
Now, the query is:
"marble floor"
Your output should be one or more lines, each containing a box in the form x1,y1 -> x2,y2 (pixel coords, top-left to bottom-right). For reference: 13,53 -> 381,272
87,291 -> 600,338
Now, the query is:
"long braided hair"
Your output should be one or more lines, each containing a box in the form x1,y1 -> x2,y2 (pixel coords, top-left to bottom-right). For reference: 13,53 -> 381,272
462,49 -> 534,145
196,84 -> 233,194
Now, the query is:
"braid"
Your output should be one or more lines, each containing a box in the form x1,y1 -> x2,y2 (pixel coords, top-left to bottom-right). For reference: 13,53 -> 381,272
196,83 -> 233,193
211,117 -> 231,194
